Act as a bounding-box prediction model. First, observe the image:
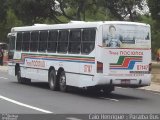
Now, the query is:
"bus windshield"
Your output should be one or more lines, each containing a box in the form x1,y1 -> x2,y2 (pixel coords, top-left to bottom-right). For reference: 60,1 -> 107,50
102,24 -> 151,48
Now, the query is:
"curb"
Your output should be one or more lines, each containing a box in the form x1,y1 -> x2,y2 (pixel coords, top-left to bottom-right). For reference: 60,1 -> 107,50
138,88 -> 160,94
139,82 -> 160,93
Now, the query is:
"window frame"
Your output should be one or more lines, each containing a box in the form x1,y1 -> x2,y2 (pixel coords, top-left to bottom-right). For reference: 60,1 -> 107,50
22,32 -> 30,51
16,32 -> 23,51
38,30 -> 48,52
81,28 -> 96,54
68,29 -> 81,54
30,31 -> 39,52
57,30 -> 69,53
47,30 -> 58,53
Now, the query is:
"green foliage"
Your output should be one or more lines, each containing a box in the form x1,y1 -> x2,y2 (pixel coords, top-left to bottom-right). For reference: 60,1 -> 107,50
10,0 -> 60,25
148,0 -> 160,58
138,15 -> 160,59
148,0 -> 160,20
0,0 -> 8,42
0,0 -> 8,22
56,0 -> 144,21
5,9 -> 23,29
0,0 -> 159,59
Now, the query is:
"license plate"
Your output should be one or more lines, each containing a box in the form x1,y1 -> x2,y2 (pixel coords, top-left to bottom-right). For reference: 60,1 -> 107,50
121,79 -> 130,84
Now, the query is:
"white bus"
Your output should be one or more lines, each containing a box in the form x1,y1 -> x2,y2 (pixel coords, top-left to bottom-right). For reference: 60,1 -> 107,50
7,21 -> 151,93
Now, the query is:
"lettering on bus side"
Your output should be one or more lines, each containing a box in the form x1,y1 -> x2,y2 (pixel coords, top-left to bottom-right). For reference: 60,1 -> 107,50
120,51 -> 143,56
84,65 -> 92,73
109,51 -> 118,55
26,60 -> 45,68
108,50 -> 144,56
137,65 -> 149,71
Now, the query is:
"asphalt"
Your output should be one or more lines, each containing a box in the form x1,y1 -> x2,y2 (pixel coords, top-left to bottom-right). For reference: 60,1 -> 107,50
1,66 -> 160,120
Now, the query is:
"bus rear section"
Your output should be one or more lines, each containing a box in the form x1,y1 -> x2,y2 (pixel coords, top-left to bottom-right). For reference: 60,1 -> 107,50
94,22 -> 151,88
95,48 -> 151,87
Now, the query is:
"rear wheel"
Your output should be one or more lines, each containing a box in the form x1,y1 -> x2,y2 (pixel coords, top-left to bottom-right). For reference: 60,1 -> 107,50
59,71 -> 67,92
102,86 -> 114,95
48,69 -> 58,91
86,87 -> 101,95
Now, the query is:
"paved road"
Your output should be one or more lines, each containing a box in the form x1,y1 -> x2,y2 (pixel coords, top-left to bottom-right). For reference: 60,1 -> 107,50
0,70 -> 160,119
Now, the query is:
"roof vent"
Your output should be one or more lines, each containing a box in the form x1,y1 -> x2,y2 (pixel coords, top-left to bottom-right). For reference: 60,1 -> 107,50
69,21 -> 86,24
33,24 -> 48,26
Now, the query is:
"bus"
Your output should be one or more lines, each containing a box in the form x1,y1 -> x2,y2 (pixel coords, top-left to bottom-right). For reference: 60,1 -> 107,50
7,21 -> 151,93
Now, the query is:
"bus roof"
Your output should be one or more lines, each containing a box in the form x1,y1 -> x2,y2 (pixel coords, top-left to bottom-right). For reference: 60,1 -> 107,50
11,21 -> 150,32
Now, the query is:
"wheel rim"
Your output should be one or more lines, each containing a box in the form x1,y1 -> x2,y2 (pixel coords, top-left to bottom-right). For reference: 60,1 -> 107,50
60,74 -> 66,89
49,72 -> 54,87
17,71 -> 21,82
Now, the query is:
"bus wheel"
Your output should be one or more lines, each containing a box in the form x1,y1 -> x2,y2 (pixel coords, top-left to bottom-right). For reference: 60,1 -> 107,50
49,69 -> 58,91
17,68 -> 24,83
87,87 -> 101,95
103,86 -> 114,95
59,71 -> 67,92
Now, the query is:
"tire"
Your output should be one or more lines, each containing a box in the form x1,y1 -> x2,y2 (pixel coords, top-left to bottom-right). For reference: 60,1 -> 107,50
48,69 -> 58,91
59,71 -> 67,92
87,87 -> 101,95
23,78 -> 31,84
103,86 -> 114,95
17,68 -> 24,83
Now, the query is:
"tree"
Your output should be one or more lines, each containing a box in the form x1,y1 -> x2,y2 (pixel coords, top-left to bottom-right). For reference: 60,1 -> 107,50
0,0 -> 8,22
148,0 -> 160,59
9,0 -> 148,24
103,0 -> 148,21
148,0 -> 160,20
11,0 -> 61,25
57,0 -> 93,20
56,0 -> 147,21
0,0 -> 8,42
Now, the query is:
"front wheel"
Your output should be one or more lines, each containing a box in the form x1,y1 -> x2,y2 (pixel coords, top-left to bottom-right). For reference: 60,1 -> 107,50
17,68 -> 31,84
17,68 -> 24,83
59,71 -> 68,92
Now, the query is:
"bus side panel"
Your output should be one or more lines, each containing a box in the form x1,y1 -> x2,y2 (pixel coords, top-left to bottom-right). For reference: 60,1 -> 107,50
21,67 -> 48,82
73,62 -> 96,87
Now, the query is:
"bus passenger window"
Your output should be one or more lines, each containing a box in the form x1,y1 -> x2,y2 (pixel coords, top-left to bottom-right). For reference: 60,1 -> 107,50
68,30 -> 81,54
30,31 -> 39,52
57,30 -> 69,53
48,31 -> 58,52
22,32 -> 30,51
39,31 -> 48,52
16,32 -> 23,51
81,29 -> 95,54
